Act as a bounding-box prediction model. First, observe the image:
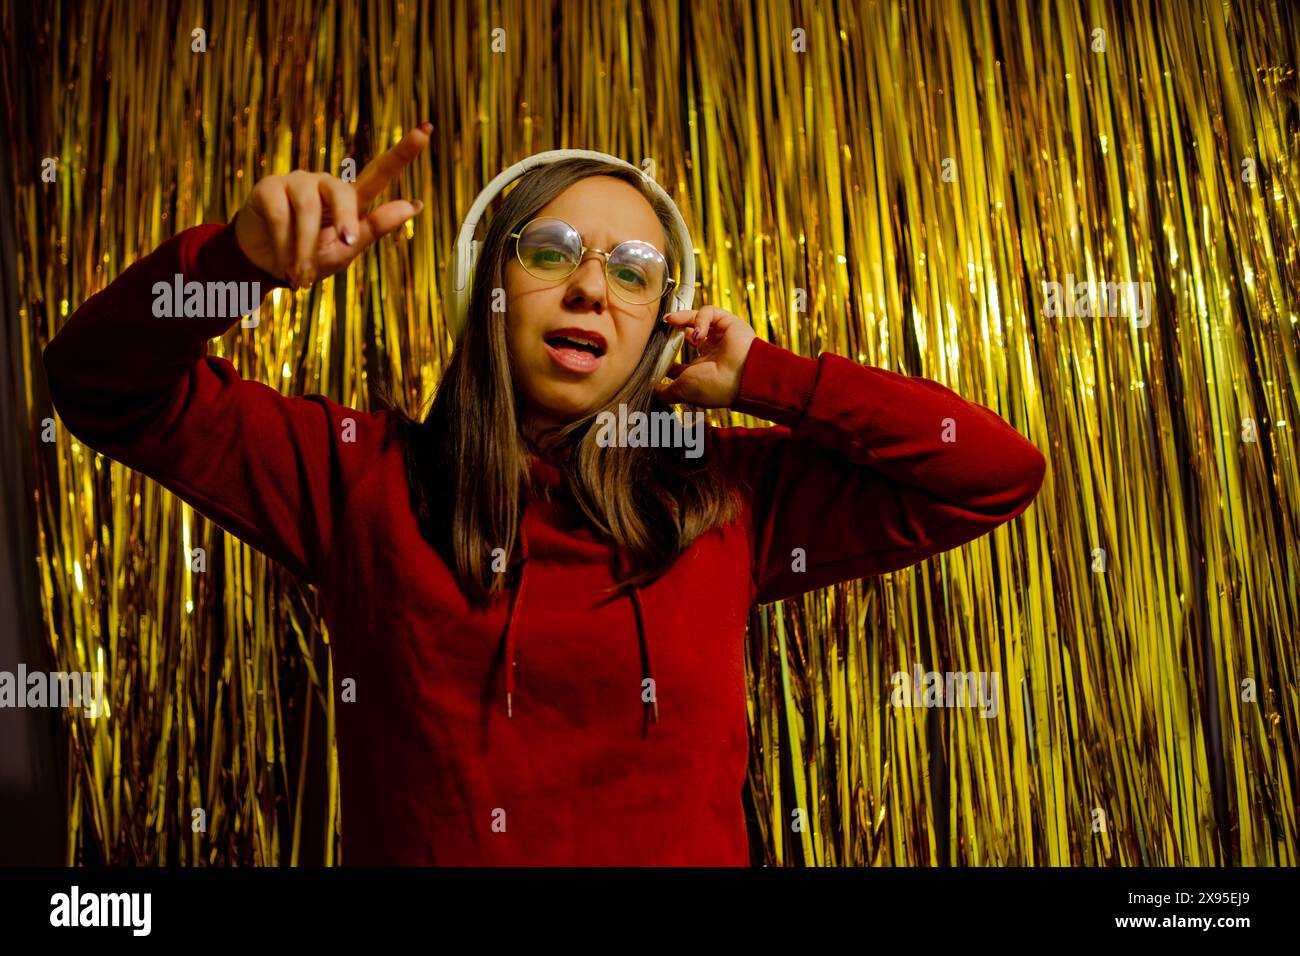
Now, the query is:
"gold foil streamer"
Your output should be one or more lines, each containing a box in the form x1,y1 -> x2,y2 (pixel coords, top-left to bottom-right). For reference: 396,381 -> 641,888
7,0 -> 1297,865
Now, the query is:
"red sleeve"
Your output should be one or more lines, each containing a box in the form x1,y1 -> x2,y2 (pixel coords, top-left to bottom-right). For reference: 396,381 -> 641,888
709,337 -> 1047,605
42,220 -> 395,586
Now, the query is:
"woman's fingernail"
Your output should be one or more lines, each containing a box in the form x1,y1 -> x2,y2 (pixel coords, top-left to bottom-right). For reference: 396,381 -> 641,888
418,121 -> 433,133
340,228 -> 355,246
411,199 -> 425,214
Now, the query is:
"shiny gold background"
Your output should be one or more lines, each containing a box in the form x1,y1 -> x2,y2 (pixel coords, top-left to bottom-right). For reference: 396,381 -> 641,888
8,0 -> 1297,864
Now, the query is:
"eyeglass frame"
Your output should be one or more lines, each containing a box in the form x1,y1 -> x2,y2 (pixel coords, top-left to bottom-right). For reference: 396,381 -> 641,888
508,216 -> 679,306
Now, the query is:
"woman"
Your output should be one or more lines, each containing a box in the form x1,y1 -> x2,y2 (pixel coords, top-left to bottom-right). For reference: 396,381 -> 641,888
43,124 -> 1046,865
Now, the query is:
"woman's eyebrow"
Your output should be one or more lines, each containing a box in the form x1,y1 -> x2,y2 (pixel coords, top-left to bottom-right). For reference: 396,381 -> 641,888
588,227 -> 626,247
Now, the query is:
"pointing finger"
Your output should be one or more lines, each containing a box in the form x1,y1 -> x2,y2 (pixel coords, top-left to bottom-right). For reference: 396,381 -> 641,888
355,124 -> 432,207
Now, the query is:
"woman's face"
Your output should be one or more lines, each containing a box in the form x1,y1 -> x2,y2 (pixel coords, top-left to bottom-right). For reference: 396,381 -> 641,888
504,175 -> 667,437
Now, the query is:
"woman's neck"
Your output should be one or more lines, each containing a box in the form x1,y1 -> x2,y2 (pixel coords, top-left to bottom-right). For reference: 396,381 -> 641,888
521,422 -> 562,462
520,409 -> 571,452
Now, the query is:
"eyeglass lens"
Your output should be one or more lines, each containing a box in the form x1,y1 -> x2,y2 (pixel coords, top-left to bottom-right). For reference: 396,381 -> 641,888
516,218 -> 667,304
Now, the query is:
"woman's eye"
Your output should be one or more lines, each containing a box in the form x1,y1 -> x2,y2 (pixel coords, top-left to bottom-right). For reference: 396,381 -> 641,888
614,268 -> 647,287
532,248 -> 566,264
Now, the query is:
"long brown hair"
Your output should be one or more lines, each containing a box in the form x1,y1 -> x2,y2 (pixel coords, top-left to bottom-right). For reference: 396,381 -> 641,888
391,159 -> 742,608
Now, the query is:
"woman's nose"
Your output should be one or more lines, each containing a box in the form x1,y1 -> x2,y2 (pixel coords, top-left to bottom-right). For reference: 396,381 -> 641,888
565,255 -> 608,308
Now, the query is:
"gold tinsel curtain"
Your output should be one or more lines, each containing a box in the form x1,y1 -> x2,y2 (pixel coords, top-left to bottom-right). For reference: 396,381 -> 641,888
5,0 -> 1297,865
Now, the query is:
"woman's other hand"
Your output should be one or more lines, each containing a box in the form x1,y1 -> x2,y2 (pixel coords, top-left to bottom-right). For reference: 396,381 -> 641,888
653,306 -> 758,409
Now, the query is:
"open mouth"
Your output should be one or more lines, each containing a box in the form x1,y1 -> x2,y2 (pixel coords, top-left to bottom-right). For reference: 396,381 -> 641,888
542,328 -> 607,374
543,331 -> 606,357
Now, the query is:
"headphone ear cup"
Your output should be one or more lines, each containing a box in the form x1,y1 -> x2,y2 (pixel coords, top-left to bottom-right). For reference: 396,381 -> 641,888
653,328 -> 686,385
451,238 -> 484,334
463,239 -> 482,299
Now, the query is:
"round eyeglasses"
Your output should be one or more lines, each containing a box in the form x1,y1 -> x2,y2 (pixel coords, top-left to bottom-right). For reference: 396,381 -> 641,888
510,217 -> 676,306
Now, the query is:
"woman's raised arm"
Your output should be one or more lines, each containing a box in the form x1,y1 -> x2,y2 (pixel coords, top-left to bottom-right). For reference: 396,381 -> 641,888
42,127 -> 430,585
708,335 -> 1046,605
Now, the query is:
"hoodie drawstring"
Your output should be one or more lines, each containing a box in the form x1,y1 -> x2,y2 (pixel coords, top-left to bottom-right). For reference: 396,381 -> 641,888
501,518 -> 531,719
498,513 -> 657,734
627,583 -> 660,735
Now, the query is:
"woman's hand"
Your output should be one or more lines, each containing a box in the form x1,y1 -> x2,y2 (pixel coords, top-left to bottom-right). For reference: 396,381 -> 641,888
653,306 -> 758,408
233,124 -> 432,288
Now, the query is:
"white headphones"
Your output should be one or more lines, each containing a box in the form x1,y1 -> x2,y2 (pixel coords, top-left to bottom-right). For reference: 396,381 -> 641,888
449,149 -> 696,384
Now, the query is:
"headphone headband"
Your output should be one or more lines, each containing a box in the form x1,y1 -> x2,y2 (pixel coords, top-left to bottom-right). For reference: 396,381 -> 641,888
448,150 -> 696,381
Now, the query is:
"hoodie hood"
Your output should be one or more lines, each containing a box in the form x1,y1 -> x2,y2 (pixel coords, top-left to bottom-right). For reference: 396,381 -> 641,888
496,450 -> 659,734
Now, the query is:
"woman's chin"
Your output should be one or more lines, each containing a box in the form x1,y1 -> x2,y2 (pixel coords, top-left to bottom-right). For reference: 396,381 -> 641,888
530,387 -> 606,422
523,399 -> 595,434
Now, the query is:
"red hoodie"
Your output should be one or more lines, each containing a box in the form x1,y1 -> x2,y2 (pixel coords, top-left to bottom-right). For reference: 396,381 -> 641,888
43,221 -> 1046,865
